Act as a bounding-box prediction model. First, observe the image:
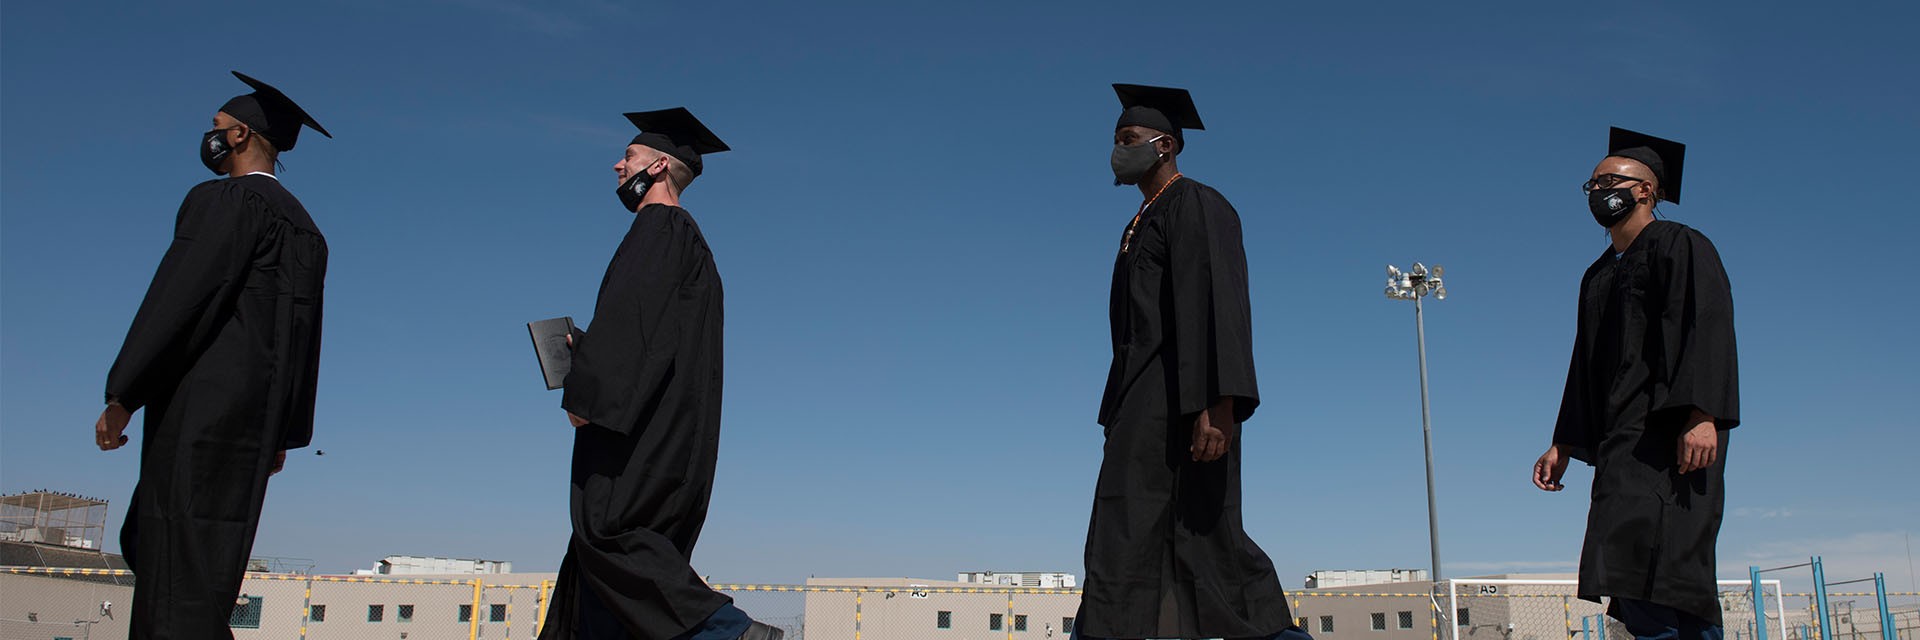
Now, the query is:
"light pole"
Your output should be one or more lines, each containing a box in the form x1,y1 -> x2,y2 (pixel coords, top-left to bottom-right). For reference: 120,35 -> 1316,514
1385,263 -> 1447,611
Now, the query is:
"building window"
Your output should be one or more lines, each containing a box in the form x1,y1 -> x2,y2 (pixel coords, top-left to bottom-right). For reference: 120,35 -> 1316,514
1015,614 -> 1028,631
491,604 -> 508,622
229,595 -> 263,629
1322,615 -> 1336,633
369,604 -> 385,622
1371,612 -> 1386,631
1398,611 -> 1414,630
310,604 -> 327,622
1063,617 -> 1075,634
990,613 -> 1004,631
398,604 -> 415,622
1457,608 -> 1470,627
937,611 -> 952,629
460,604 -> 474,622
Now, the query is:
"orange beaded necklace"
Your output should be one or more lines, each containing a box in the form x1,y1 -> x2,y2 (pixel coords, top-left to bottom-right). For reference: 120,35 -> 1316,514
1121,172 -> 1182,254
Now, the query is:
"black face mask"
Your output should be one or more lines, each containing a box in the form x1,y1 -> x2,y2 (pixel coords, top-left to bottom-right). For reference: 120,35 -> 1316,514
200,128 -> 237,175
1110,135 -> 1167,186
1587,186 -> 1640,228
615,170 -> 654,212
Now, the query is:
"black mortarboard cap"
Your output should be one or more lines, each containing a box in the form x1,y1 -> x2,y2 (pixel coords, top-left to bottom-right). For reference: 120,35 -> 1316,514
1114,83 -> 1204,148
1607,126 -> 1685,204
219,71 -> 330,152
623,107 -> 729,178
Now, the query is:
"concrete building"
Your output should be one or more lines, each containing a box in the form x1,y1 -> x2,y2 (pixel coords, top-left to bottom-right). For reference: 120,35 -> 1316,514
804,576 -> 1081,639
0,567 -> 132,639
958,571 -> 1079,589
1307,569 -> 1431,589
355,554 -> 514,576
1293,573 -> 1822,640
1,541 -> 550,640
228,569 -> 554,639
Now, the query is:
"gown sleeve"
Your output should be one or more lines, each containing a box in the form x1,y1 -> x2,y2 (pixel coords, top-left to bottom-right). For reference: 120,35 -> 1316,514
1652,228 -> 1740,428
104,182 -> 261,411
1164,185 -> 1261,423
1552,263 -> 1601,463
561,211 -> 700,435
1552,350 -> 1591,462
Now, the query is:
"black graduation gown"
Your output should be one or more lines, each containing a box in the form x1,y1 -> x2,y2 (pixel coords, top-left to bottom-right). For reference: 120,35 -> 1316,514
1079,178 -> 1293,639
104,174 -> 327,639
540,204 -> 731,640
1553,220 -> 1739,626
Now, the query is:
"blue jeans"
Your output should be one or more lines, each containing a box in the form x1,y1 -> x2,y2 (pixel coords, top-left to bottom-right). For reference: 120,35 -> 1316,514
670,602 -> 753,640
1613,599 -> 1724,640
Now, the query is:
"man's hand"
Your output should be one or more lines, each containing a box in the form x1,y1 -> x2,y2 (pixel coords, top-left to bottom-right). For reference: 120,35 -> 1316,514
1190,397 -> 1238,462
96,402 -> 131,451
567,412 -> 589,428
1676,409 -> 1719,474
1532,444 -> 1569,491
270,451 -> 287,476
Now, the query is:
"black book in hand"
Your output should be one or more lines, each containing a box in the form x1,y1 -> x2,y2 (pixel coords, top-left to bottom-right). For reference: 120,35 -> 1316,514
527,317 -> 576,390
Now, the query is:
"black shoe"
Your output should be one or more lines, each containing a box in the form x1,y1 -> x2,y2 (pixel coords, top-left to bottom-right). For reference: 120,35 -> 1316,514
739,621 -> 784,640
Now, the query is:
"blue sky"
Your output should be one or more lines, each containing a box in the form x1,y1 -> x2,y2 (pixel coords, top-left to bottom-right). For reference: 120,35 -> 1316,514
3,1 -> 1916,594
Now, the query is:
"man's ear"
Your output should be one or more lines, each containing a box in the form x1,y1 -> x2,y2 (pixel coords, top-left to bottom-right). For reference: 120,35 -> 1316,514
230,126 -> 258,153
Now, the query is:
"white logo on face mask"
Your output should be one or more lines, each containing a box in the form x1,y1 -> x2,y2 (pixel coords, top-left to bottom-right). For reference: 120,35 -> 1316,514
1607,194 -> 1625,210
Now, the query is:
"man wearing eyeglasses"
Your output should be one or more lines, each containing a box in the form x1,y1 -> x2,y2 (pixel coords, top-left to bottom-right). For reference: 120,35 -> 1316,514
1533,128 -> 1740,640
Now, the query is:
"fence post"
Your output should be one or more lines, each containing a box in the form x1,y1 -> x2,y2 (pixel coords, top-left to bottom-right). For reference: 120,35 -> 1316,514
1873,574 -> 1893,640
1008,591 -> 1016,640
855,589 -> 863,640
301,574 -> 313,640
1431,586 -> 1439,640
1584,613 -> 1594,640
1808,595 -> 1821,640
1565,595 -> 1574,640
470,579 -> 484,640
1754,566 -> 1770,640
1814,557 -> 1834,640
536,579 -> 552,636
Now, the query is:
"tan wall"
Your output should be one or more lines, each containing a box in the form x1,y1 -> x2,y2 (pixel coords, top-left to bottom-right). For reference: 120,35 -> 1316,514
1,571 -> 555,640
804,577 -> 1081,640
232,572 -> 553,640
0,573 -> 133,639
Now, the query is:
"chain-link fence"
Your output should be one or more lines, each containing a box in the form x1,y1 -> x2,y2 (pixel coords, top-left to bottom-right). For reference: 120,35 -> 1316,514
5,568 -> 1917,640
1446,579 -> 1793,640
1804,591 -> 1920,640
1,568 -> 541,640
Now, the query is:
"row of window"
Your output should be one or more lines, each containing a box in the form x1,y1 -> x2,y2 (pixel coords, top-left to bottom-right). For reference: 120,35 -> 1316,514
1309,609 -> 1470,634
931,611 -> 1074,633
918,609 -> 1474,634
229,599 -> 510,627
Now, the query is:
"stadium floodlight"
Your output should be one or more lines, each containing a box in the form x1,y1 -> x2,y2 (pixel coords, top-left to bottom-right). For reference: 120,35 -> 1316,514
1384,263 -> 1448,590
